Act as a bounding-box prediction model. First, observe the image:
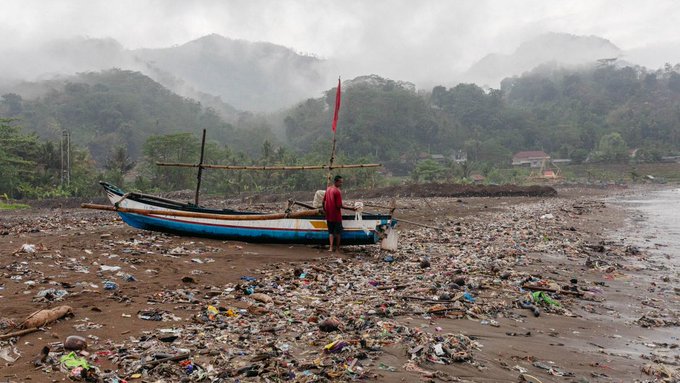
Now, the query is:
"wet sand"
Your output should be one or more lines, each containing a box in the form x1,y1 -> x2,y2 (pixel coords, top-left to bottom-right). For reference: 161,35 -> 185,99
0,186 -> 678,382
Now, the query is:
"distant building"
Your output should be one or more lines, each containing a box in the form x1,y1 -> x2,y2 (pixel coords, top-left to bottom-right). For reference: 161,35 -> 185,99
543,169 -> 557,178
512,151 -> 550,168
451,150 -> 467,163
430,154 -> 446,162
470,173 -> 485,183
661,156 -> 680,163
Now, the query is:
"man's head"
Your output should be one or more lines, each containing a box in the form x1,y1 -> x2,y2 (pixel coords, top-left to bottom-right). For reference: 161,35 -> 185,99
333,175 -> 343,187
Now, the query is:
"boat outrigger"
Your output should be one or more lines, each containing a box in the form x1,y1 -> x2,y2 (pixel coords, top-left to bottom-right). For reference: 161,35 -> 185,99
83,182 -> 397,245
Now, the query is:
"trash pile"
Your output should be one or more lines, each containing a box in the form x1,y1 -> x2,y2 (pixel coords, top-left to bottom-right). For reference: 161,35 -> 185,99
76,199 -> 611,380
1,195 -> 675,382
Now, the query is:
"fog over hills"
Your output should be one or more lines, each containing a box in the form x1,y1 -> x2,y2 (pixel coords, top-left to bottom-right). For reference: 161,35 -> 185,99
132,34 -> 332,111
0,34 -> 332,114
464,33 -> 624,87
624,40 -> 680,70
0,31 -> 678,115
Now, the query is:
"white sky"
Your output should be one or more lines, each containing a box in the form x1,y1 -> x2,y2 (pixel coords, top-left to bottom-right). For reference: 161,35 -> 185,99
1,0 -> 679,84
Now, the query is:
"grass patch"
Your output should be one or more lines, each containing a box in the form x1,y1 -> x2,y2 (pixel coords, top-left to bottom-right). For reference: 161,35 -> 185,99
0,201 -> 30,210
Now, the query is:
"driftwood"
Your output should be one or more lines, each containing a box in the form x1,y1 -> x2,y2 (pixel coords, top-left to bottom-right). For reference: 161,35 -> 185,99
400,296 -> 460,304
0,327 -> 42,340
376,284 -> 410,291
143,352 -> 191,369
81,203 -> 322,221
20,305 -> 73,329
426,308 -> 466,316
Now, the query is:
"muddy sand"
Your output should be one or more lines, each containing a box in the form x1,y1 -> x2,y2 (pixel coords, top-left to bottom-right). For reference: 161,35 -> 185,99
0,186 -> 678,382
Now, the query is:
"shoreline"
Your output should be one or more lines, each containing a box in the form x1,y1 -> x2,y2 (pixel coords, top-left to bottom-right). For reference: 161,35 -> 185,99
0,186 -> 678,382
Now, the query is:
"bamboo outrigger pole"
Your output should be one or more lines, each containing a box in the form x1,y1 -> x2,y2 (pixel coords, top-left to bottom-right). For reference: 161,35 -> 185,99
157,163 -> 382,170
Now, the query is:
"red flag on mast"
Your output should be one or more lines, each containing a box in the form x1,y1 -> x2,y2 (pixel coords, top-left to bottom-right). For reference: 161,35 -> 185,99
331,78 -> 341,132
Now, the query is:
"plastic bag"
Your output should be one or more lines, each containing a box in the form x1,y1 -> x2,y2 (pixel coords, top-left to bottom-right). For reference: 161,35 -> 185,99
313,190 -> 326,208
381,228 -> 399,251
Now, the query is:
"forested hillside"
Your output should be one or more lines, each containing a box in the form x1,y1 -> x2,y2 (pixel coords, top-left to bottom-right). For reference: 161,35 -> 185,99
1,69 -> 276,165
2,63 -> 680,199
502,63 -> 680,160
283,64 -> 680,164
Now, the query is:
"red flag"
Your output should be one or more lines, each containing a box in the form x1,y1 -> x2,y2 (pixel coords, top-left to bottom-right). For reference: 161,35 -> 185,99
332,78 -> 341,132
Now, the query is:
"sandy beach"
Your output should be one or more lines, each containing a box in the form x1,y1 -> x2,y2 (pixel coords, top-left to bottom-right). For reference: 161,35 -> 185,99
0,186 -> 678,382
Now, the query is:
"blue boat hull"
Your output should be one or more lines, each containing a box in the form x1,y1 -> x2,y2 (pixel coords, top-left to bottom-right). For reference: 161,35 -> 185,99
118,211 -> 384,245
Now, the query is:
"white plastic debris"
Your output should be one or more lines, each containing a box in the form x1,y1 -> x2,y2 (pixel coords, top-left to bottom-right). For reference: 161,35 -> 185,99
19,244 -> 36,253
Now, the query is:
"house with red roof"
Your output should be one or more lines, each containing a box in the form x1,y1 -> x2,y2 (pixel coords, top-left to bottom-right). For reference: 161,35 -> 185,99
512,151 -> 550,168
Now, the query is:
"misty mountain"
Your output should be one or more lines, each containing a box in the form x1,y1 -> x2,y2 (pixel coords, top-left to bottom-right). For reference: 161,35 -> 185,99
133,34 -> 331,112
2,69 -> 276,165
465,33 -> 623,87
0,34 -> 331,113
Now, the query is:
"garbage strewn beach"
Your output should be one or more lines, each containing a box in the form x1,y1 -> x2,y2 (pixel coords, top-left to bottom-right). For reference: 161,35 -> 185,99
0,186 -> 678,382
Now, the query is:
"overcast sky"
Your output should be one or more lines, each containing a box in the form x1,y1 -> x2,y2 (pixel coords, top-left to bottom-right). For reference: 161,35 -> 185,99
1,0 -> 679,84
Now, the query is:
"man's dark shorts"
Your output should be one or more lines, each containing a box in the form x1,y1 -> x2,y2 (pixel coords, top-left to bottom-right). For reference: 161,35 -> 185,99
327,221 -> 343,235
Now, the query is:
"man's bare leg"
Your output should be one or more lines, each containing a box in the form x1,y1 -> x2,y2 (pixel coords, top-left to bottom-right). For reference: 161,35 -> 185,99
328,234 -> 334,252
335,234 -> 341,252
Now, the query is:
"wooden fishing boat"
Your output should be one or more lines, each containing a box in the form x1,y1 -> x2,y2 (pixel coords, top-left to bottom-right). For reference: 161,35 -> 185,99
82,79 -> 401,247
86,182 -> 397,245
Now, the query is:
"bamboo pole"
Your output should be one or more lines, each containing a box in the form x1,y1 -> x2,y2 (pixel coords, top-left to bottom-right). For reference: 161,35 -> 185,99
156,163 -> 381,170
289,199 -> 316,210
327,132 -> 337,185
81,203 -> 322,221
194,129 -> 207,205
0,327 -> 41,340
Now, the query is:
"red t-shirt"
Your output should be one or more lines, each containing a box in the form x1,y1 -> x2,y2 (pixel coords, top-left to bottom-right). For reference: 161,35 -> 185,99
324,186 -> 343,222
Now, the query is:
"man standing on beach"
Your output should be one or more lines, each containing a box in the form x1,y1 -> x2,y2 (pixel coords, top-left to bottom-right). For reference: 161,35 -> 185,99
324,175 -> 354,252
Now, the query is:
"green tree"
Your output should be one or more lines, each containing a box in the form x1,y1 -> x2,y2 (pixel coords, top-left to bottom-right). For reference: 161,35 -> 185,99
571,148 -> 589,164
104,146 -> 136,187
0,119 -> 38,197
412,159 -> 446,182
141,133 -> 200,191
597,132 -> 629,163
